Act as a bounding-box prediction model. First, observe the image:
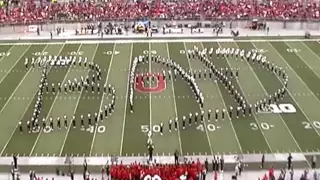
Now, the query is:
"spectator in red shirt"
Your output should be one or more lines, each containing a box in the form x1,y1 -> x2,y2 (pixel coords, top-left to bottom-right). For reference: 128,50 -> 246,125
0,0 -> 318,25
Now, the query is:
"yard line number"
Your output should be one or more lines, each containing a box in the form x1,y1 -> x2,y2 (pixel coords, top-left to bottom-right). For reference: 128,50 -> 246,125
31,126 -> 53,133
103,51 -> 120,55
143,50 -> 157,55
69,51 -> 84,56
251,49 -> 268,53
287,48 -> 301,53
86,125 -> 106,134
0,52 -> 11,57
250,122 -> 273,131
39,125 -> 106,133
196,124 -> 218,132
302,121 -> 320,130
268,103 -> 296,113
33,51 -> 48,56
141,125 -> 161,133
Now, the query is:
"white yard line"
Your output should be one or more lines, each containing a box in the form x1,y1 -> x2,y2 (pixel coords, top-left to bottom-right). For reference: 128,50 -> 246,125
243,42 -> 303,153
119,43 -> 133,156
0,45 -> 16,64
28,44 -> 70,156
149,43 -> 152,129
0,44 -> 49,156
0,45 -> 31,89
200,42 -> 243,153
89,43 -> 115,156
217,42 -> 273,153
183,42 -> 214,156
166,43 -> 183,155
266,41 -> 320,137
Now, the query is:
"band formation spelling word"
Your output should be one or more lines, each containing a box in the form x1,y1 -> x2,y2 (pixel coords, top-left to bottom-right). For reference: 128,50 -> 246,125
128,46 -> 289,142
20,56 -> 116,133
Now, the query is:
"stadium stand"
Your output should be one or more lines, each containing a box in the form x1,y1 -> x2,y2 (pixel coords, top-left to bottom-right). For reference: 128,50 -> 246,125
0,0 -> 319,24
110,161 -> 205,180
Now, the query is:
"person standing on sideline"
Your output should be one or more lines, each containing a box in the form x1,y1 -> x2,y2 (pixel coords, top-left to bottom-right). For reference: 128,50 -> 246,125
312,155 -> 317,169
174,150 -> 179,165
287,153 -> 292,170
220,156 -> 224,172
204,159 -> 208,172
261,154 -> 265,169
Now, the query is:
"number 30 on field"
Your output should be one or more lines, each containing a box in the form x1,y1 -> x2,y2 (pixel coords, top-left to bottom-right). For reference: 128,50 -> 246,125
250,122 -> 273,130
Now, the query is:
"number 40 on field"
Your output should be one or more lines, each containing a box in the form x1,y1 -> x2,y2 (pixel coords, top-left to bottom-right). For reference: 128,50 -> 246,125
86,125 -> 106,134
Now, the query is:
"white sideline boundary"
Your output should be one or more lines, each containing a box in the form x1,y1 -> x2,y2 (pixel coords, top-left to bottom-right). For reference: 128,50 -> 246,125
0,38 -> 320,46
0,153 -> 310,166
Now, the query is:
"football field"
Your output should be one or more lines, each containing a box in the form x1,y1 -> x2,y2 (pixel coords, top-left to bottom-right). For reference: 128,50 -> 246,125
1,39 -> 320,160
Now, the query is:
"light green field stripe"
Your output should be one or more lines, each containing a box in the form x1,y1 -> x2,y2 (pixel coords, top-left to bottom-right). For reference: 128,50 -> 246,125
253,42 -> 320,151
168,42 -> 211,155
303,41 -> 320,68
0,44 -> 57,156
185,42 -> 241,154
234,42 -> 300,153
0,45 -> 14,63
31,44 -> 98,155
0,45 -> 14,64
0,46 -> 31,111
287,42 -> 320,79
91,43 -> 131,156
121,43 -> 150,155
0,45 -> 16,79
150,43 -> 181,155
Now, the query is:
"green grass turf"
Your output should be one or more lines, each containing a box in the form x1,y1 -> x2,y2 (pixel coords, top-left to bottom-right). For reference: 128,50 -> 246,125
0,40 -> 320,157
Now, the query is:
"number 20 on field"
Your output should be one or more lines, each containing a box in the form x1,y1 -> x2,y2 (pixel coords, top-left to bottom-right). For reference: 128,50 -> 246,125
302,121 -> 320,130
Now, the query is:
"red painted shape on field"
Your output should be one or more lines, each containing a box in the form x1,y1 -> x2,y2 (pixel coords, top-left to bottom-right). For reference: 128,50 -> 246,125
135,73 -> 166,93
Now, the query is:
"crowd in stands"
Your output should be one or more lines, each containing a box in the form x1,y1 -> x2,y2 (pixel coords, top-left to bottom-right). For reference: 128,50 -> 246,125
0,0 -> 320,24
109,161 -> 205,180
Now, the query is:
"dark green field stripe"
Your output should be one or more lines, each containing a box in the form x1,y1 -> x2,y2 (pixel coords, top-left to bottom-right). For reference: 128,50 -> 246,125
203,42 -> 271,153
270,42 -> 320,98
0,45 -> 44,111
0,45 -> 14,60
121,43 -> 151,155
61,44 -> 113,156
168,42 -> 211,155
238,42 -> 320,151
3,44 -> 80,155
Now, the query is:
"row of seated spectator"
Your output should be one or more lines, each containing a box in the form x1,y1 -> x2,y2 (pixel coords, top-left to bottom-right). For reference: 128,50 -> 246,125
0,0 -> 320,24
110,161 -> 204,180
